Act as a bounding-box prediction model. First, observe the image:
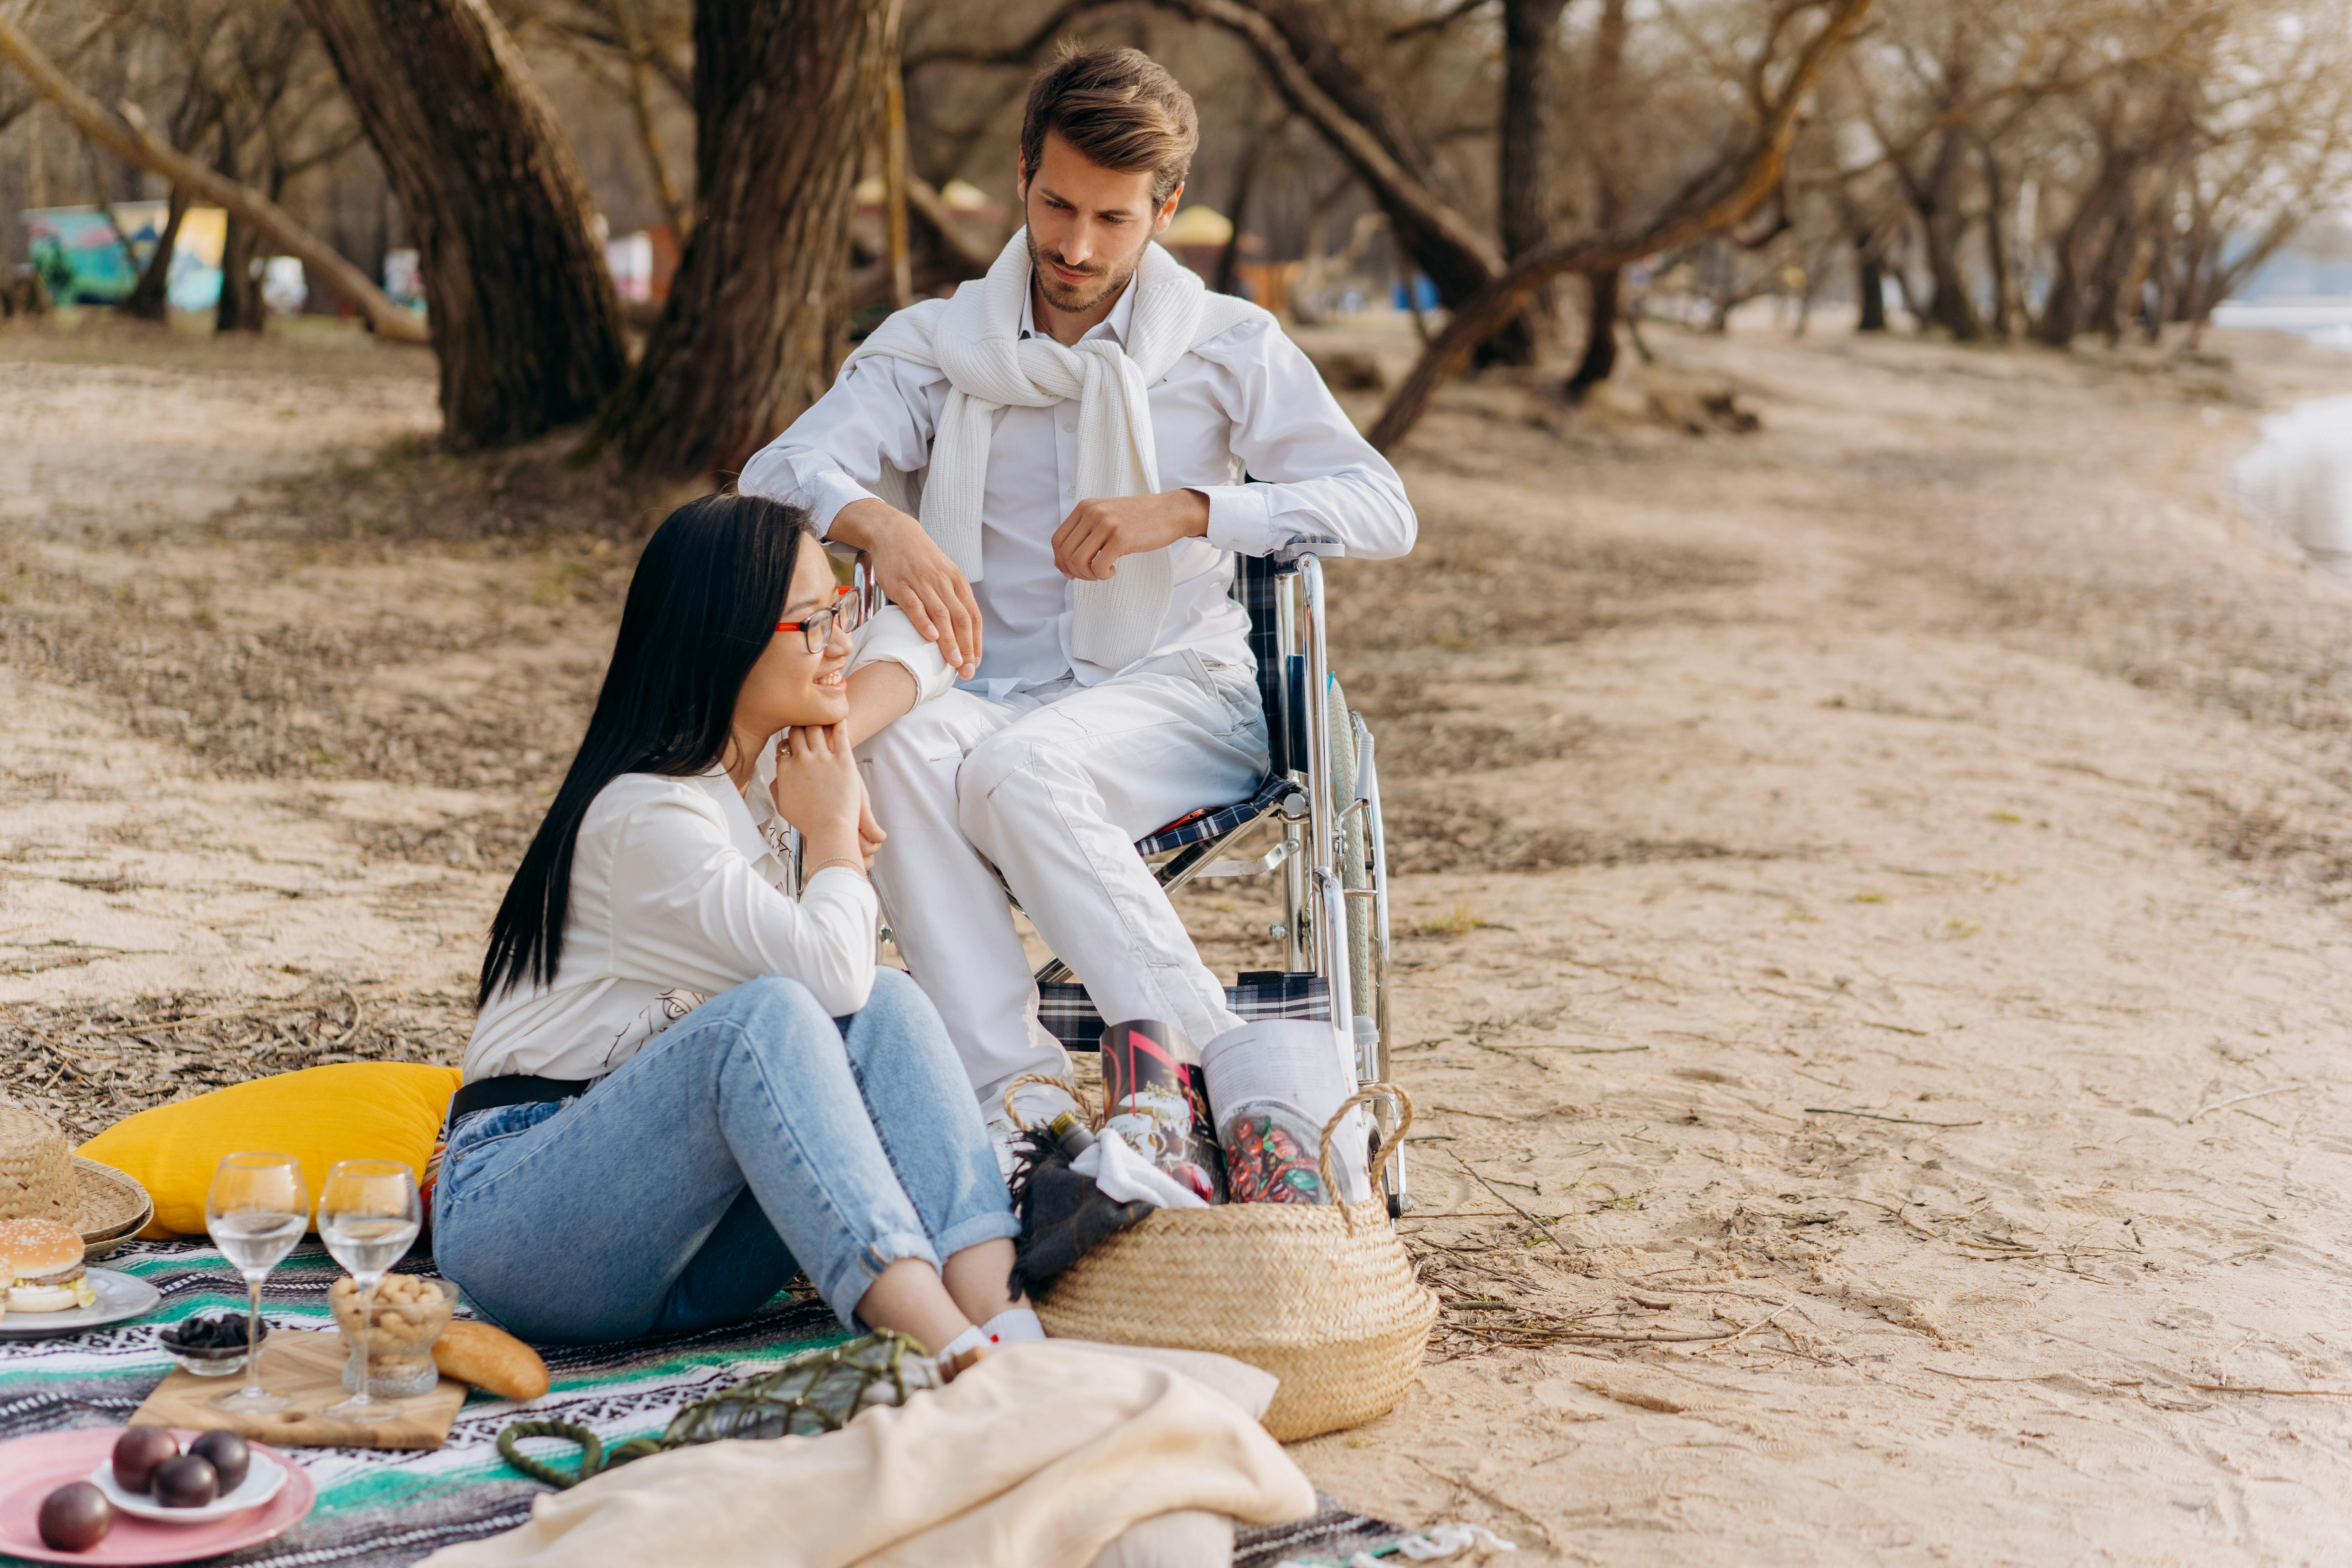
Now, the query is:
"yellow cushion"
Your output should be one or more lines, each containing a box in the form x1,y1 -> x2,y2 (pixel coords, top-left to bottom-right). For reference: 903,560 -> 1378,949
77,1062 -> 463,1236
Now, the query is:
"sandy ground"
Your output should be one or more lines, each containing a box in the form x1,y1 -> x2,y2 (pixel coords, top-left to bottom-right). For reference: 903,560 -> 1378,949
8,311 -> 2352,1564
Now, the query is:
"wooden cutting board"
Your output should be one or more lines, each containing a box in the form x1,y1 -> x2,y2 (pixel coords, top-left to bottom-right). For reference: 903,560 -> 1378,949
131,1330 -> 468,1450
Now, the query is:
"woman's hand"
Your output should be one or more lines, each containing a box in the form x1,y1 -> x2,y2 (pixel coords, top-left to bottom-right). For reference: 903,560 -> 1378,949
857,785 -> 887,872
770,723 -> 864,869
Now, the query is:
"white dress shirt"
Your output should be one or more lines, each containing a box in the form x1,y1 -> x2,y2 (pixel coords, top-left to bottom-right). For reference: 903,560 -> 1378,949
463,770 -> 877,1083
740,283 -> 1416,694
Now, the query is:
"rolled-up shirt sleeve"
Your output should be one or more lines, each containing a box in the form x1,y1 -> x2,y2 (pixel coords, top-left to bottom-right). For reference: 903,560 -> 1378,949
607,798 -> 879,1017
847,604 -> 956,702
1192,316 -> 1417,562
739,356 -> 947,537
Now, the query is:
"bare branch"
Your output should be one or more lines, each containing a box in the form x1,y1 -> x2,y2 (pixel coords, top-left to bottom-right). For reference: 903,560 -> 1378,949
905,0 -> 1127,70
0,11 -> 428,345
1387,0 -> 1496,43
1146,0 -> 1505,277
1367,0 -> 1875,451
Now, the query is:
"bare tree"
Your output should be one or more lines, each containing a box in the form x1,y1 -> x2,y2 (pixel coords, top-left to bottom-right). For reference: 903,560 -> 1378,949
0,9 -> 426,341
296,0 -> 628,447
590,0 -> 895,477
503,0 -> 697,237
1367,0 -> 1874,449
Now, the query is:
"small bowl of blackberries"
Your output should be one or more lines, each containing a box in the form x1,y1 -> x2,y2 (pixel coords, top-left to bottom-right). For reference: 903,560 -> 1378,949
156,1313 -> 269,1377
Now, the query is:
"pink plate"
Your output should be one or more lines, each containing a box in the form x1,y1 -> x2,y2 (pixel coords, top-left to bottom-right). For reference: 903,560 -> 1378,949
0,1429 -> 316,1564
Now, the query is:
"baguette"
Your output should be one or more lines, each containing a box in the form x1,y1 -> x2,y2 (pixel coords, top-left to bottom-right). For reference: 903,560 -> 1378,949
433,1319 -> 550,1401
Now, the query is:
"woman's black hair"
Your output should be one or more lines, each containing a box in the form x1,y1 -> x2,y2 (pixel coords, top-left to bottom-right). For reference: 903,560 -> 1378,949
478,492 -> 818,1008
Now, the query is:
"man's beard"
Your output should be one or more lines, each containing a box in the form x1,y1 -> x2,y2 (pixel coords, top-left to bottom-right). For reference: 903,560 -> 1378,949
1026,228 -> 1145,315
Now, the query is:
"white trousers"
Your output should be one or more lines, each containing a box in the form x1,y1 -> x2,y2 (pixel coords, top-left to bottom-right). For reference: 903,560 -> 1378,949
856,652 -> 1269,1111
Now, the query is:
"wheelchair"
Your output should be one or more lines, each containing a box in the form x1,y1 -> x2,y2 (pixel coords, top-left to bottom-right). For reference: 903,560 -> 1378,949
816,537 -> 1408,1220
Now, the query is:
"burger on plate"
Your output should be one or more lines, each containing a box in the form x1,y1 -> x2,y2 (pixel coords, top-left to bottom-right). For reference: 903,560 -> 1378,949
0,1218 -> 95,1313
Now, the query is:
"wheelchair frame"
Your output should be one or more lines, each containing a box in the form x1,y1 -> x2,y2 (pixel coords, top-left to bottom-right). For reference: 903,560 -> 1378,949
818,539 -> 1408,1218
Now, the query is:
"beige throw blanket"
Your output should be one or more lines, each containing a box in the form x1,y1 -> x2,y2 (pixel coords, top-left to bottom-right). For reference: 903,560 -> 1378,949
416,1343 -> 1316,1568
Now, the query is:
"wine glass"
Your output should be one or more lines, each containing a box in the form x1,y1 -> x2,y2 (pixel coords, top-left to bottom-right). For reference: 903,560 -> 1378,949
203,1152 -> 309,1414
317,1159 -> 421,1423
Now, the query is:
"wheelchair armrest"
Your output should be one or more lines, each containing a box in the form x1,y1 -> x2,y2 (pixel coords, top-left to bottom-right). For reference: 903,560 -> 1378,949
1269,533 -> 1345,566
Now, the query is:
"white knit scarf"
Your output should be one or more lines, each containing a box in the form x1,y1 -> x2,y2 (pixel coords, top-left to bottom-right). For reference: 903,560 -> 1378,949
845,230 -> 1254,671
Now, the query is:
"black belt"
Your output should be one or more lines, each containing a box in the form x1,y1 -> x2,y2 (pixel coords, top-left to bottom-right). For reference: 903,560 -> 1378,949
447,1074 -> 593,1129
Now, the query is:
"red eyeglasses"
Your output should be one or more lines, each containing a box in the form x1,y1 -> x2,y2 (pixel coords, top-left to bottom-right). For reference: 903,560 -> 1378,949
777,586 -> 862,653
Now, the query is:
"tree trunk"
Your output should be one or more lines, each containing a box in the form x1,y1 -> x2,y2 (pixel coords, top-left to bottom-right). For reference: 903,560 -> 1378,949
121,184 -> 188,321
1565,0 -> 1628,389
216,215 -> 265,332
295,0 -> 628,450
1887,243 -> 1924,326
2034,233 -> 2083,346
2085,208 -> 2140,348
1916,129 -> 1981,341
1564,266 -> 1617,397
213,139 -> 265,334
1854,232 -> 1887,331
593,0 -> 891,478
1213,126 -> 1266,296
1497,0 -> 1568,354
1977,137 -> 2013,339
2037,137 -> 2134,348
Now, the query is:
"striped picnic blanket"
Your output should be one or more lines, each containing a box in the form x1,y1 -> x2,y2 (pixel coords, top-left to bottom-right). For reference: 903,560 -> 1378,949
0,1241 -> 1405,1568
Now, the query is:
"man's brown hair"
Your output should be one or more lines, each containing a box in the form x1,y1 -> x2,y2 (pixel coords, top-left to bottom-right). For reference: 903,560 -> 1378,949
1020,45 -> 1198,205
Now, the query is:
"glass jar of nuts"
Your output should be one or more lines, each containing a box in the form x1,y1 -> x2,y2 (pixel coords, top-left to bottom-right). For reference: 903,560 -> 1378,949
330,1273 -> 458,1398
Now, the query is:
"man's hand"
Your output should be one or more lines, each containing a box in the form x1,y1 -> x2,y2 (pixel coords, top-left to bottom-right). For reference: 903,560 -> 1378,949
829,498 -> 982,678
1051,489 -> 1210,582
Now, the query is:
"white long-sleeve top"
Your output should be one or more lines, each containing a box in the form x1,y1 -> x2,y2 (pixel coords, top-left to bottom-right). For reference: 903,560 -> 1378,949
739,284 -> 1417,696
465,608 -> 948,1083
464,768 -> 876,1083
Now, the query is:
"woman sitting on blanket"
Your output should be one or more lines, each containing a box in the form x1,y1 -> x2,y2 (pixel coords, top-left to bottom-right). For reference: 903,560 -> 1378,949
434,493 -> 1035,1372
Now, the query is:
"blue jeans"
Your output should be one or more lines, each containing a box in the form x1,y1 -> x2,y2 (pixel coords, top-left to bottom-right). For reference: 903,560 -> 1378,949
432,970 -> 1017,1342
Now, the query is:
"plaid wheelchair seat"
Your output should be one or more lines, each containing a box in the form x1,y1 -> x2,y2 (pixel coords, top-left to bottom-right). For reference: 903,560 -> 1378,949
1038,970 -> 1332,1053
1133,773 -> 1302,856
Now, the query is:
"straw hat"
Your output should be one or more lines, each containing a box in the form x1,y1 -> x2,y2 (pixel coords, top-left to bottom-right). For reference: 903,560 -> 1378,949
0,1102 -> 76,1228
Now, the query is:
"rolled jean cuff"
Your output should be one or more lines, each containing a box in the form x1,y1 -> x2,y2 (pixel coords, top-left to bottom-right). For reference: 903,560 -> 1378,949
824,1229 -> 940,1331
932,1209 -> 1022,1260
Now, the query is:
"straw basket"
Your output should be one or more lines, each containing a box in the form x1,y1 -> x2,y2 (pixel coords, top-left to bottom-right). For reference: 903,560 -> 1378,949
1028,1081 -> 1435,1442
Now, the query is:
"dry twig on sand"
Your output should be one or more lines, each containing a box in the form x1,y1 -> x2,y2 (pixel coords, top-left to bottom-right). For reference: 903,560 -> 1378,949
0,989 -> 469,1138
1446,1148 -> 1577,1254
1804,1107 -> 1984,1128
2186,1383 -> 2352,1397
2185,1084 -> 2307,1123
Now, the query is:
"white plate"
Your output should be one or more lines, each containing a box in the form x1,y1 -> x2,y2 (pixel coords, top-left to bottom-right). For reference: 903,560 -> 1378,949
0,1268 -> 162,1338
87,1449 -> 287,1523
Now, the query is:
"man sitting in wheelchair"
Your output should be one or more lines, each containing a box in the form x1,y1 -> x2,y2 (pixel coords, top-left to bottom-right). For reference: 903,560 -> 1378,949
741,44 -> 1416,1168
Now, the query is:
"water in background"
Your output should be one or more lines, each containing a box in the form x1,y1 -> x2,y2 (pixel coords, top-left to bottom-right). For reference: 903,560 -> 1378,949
2212,299 -> 2352,352
2234,396 -> 2352,581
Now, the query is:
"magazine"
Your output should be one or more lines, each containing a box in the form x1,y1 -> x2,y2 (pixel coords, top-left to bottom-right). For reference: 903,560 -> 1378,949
1098,1019 -> 1229,1204
1200,1019 -> 1369,1205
